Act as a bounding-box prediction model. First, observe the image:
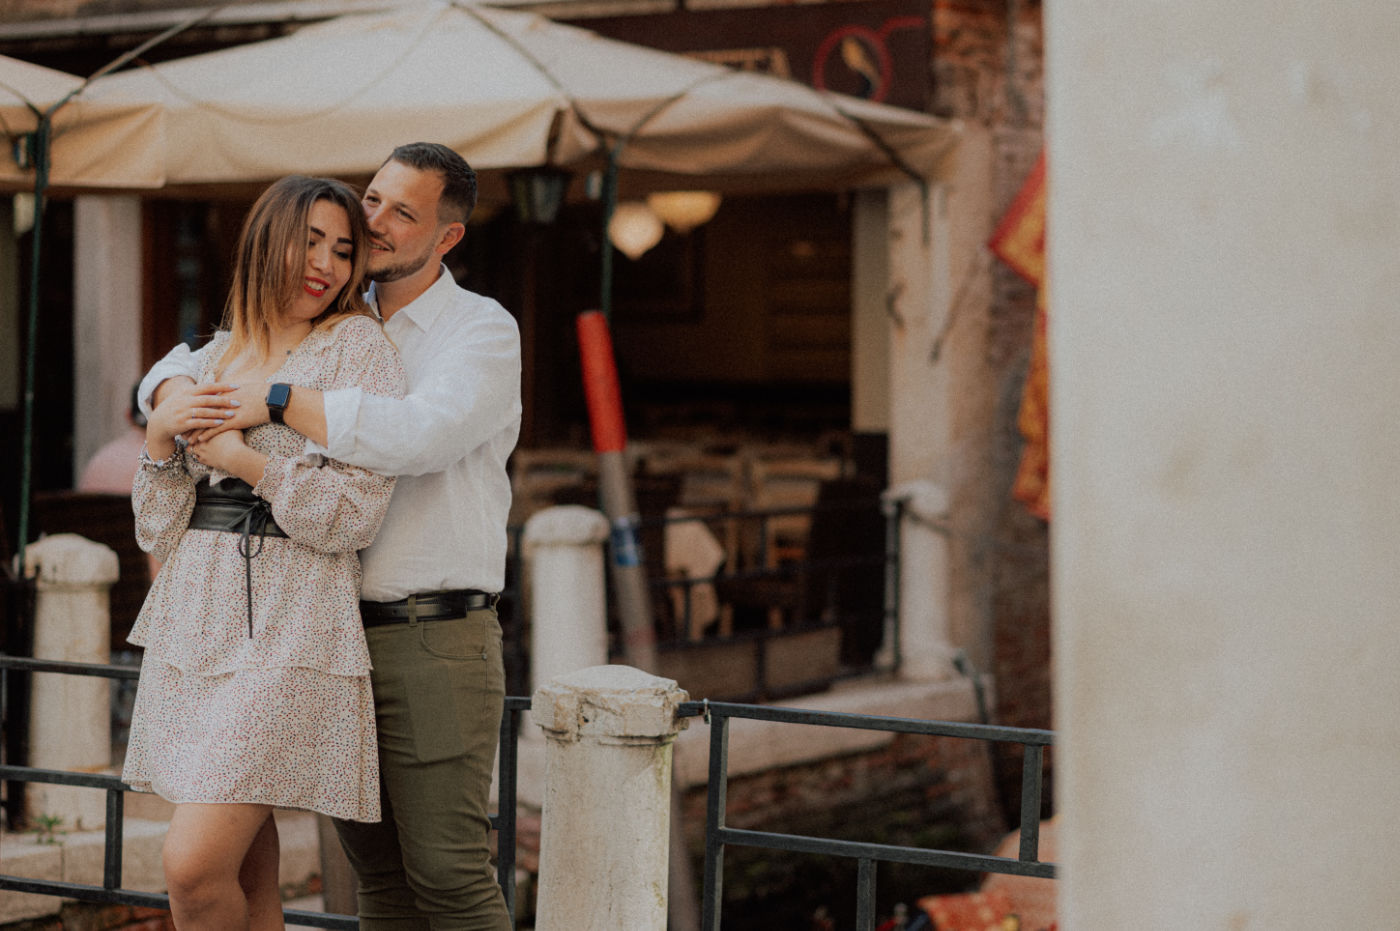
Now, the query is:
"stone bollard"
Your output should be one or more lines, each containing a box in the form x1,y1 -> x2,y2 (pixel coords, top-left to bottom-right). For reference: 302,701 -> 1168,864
24,533 -> 120,830
531,665 -> 689,931
882,480 -> 957,680
523,505 -> 611,693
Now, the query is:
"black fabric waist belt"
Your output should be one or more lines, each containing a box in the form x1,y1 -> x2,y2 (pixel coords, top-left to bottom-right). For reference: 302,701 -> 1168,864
188,479 -> 288,538
360,589 -> 498,627
188,478 -> 286,637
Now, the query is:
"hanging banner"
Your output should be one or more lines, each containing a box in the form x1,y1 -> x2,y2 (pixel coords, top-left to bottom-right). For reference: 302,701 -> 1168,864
988,151 -> 1049,520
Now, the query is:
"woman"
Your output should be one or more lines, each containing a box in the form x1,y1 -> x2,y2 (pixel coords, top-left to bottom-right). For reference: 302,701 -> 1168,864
122,176 -> 406,929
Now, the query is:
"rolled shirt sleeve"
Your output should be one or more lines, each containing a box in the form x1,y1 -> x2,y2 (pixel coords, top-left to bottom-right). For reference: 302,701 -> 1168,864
318,282 -> 521,478
137,342 -> 205,420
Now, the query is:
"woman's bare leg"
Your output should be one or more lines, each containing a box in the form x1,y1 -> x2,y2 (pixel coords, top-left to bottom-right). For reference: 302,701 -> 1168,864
163,802 -> 277,929
240,813 -> 285,931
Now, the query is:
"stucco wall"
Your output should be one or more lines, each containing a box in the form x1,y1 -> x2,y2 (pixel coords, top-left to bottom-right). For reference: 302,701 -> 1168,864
1050,3 -> 1400,926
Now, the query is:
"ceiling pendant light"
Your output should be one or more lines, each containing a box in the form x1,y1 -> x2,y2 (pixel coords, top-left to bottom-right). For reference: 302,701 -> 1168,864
608,201 -> 665,260
646,190 -> 722,233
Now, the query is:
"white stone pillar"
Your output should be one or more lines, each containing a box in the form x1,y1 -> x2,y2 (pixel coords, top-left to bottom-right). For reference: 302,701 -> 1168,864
523,505 -> 611,694
73,195 -> 143,484
531,665 -> 688,931
884,126 -> 993,488
24,533 -> 119,830
882,480 -> 956,680
886,179 -> 947,487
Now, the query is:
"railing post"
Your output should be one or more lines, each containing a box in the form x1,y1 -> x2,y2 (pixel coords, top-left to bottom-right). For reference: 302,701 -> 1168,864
523,505 -> 611,695
531,665 -> 688,931
23,533 -> 118,830
881,480 -> 957,680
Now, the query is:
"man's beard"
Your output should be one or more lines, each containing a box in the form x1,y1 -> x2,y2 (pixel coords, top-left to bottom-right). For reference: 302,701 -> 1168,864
369,241 -> 436,284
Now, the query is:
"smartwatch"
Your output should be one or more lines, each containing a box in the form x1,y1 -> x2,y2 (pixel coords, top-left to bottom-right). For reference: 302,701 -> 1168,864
266,383 -> 292,425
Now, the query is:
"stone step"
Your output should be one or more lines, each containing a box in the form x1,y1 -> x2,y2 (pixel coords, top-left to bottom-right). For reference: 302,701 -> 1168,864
0,802 -> 324,925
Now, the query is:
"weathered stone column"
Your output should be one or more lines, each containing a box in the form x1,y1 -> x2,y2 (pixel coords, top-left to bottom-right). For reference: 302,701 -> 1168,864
24,533 -> 119,830
531,665 -> 688,931
73,195 -> 142,483
882,479 -> 956,680
524,505 -> 611,694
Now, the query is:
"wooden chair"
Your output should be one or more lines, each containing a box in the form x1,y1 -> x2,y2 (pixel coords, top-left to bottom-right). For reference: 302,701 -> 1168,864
636,449 -> 747,575
746,456 -> 844,565
743,455 -> 844,629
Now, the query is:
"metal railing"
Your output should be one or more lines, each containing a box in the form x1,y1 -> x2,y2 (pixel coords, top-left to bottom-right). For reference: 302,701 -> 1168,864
0,655 -> 529,929
4,658 -> 1054,931
676,698 -> 1055,931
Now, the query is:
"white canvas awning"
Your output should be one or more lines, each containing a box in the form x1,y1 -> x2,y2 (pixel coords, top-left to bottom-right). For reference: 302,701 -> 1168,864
84,1 -> 958,190
0,55 -> 166,190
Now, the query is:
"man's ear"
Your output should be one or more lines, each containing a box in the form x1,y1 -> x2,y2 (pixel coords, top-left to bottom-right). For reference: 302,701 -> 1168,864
436,222 -> 466,256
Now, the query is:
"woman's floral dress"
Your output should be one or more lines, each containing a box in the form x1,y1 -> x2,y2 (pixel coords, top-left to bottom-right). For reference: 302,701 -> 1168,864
121,315 -> 405,822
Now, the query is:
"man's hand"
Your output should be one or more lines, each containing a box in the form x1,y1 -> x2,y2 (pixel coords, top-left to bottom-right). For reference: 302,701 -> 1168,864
189,383 -> 270,442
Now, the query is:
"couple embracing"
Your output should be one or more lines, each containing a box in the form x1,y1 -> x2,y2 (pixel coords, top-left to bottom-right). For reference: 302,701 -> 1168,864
126,142 -> 519,930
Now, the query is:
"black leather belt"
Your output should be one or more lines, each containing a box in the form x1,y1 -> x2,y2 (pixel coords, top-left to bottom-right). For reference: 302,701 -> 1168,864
188,478 -> 287,637
360,589 -> 498,628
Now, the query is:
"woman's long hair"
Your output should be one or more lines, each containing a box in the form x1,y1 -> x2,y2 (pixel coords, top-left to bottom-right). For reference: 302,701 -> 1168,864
216,175 -> 374,375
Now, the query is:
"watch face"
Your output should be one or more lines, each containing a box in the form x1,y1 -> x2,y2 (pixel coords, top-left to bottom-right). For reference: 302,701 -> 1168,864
267,383 -> 291,409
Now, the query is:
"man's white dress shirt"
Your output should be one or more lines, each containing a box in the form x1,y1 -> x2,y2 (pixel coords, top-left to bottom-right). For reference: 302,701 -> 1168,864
140,267 -> 522,600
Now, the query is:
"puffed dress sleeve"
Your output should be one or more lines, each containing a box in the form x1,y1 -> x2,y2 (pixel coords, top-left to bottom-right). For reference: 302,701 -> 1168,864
132,444 -> 196,563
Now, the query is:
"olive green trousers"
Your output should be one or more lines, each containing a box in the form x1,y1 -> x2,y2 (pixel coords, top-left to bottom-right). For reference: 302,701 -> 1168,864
333,608 -> 511,930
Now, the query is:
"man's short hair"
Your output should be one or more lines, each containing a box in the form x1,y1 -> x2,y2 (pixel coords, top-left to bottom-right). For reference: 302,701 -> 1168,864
385,142 -> 478,226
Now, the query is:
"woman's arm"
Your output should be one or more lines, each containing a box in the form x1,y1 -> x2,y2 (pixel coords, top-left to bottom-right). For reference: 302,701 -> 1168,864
132,447 -> 195,563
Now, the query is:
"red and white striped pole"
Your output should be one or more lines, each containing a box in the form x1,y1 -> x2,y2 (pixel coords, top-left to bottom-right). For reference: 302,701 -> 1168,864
576,310 -> 657,671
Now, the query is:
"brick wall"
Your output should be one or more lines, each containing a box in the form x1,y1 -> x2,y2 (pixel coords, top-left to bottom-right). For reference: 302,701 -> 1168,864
1,904 -> 173,931
932,0 -> 1052,823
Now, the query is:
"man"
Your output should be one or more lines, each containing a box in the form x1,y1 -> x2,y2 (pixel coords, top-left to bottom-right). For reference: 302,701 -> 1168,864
141,143 -> 520,930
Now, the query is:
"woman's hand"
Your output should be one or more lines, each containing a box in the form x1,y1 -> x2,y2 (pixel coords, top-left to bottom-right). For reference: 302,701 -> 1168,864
187,428 -> 244,469
188,429 -> 270,488
187,383 -> 270,444
145,382 -> 240,460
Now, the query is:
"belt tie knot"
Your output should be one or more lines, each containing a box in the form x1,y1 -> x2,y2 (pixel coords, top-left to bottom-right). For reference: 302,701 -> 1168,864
190,479 -> 287,638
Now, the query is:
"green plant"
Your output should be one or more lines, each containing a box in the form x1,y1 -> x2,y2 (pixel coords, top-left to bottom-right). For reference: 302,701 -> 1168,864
30,813 -> 66,845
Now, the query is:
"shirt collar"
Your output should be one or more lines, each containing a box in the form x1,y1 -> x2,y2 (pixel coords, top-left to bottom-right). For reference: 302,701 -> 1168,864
366,264 -> 455,333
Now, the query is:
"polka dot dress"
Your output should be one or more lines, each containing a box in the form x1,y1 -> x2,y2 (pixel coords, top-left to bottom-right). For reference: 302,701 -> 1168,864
122,315 -> 406,822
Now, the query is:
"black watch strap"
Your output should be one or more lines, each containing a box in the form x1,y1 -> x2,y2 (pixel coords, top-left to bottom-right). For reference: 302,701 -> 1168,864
266,382 -> 292,425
